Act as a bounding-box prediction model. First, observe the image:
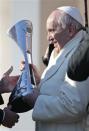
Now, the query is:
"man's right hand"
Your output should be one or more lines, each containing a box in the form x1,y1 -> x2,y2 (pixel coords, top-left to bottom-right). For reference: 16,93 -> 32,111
2,107 -> 19,128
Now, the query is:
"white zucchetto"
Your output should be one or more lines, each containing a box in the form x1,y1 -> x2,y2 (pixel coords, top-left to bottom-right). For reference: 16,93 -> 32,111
57,6 -> 84,26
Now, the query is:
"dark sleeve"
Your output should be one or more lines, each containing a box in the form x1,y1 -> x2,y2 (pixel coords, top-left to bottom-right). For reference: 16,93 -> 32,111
0,109 -> 3,124
67,36 -> 89,81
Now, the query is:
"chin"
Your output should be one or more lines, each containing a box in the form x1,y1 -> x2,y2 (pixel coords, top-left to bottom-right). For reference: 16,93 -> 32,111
54,47 -> 60,54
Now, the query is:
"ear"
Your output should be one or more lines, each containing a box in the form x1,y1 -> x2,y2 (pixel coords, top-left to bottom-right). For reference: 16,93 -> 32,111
68,24 -> 76,37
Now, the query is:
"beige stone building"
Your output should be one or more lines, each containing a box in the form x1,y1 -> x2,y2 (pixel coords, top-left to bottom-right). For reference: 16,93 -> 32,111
0,0 -> 89,131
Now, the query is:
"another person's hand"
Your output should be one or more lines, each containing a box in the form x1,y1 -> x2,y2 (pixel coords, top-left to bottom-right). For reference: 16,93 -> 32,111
30,64 -> 41,85
2,107 -> 19,128
19,61 -> 25,71
20,61 -> 41,85
0,66 -> 19,93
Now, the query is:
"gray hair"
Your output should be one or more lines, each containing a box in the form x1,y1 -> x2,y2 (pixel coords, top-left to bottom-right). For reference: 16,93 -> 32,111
57,12 -> 83,31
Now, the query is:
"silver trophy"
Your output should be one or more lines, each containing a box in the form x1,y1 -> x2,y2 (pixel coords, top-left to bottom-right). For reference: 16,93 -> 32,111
8,20 -> 35,113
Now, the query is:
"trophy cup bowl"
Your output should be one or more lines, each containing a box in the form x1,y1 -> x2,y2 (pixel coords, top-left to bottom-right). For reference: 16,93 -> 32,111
7,20 -> 35,113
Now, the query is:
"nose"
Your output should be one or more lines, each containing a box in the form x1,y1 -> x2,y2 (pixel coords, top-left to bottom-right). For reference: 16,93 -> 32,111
47,33 -> 54,43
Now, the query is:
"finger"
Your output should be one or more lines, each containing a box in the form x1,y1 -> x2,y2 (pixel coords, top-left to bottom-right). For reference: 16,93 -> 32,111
8,125 -> 13,128
7,105 -> 12,110
17,114 -> 19,119
21,61 -> 25,64
15,114 -> 19,120
15,118 -> 19,123
9,123 -> 15,128
15,115 -> 19,122
20,61 -> 25,71
3,66 -> 13,77
27,50 -> 31,54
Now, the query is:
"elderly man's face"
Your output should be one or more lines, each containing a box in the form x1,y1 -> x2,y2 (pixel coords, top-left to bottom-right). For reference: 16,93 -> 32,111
46,15 -> 69,53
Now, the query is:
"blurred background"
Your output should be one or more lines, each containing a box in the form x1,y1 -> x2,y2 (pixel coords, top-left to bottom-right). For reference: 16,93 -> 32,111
0,0 -> 89,131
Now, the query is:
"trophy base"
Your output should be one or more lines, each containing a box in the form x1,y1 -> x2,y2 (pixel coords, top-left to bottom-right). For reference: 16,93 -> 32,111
8,96 -> 33,113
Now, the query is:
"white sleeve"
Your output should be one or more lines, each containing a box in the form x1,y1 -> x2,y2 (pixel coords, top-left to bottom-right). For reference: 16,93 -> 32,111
32,76 -> 87,122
